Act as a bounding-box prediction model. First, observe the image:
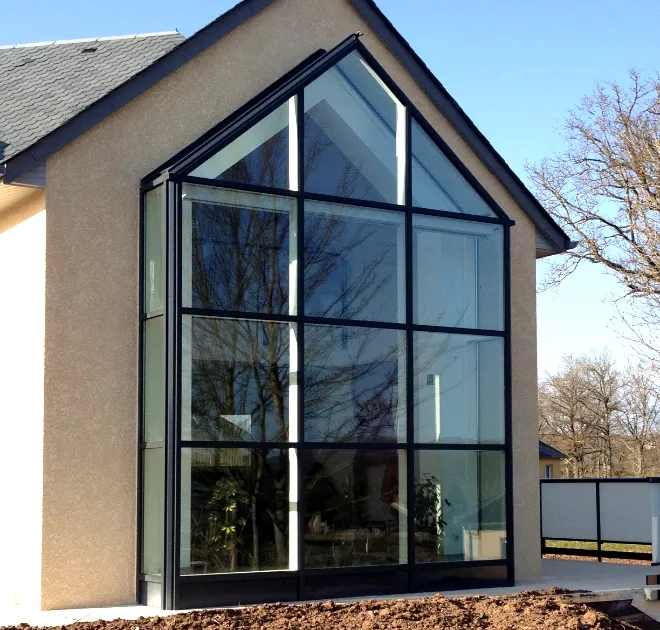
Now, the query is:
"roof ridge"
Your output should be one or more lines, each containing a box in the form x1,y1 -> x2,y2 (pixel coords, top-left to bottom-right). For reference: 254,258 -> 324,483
0,31 -> 182,50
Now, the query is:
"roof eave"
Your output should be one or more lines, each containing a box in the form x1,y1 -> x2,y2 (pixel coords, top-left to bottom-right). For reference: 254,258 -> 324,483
2,0 -> 277,185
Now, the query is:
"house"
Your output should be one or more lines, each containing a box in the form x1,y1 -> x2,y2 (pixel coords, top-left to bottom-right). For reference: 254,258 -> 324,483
0,0 -> 572,612
539,441 -> 565,479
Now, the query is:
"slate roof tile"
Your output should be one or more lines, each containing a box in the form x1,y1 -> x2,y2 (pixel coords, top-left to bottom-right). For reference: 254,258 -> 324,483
0,32 -> 184,162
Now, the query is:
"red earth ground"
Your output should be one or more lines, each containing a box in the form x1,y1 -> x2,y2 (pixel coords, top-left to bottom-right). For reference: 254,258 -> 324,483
2,590 -> 658,630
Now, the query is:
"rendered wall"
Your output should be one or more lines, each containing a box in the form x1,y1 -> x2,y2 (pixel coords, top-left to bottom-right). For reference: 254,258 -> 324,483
0,190 -> 46,609
43,0 -> 541,609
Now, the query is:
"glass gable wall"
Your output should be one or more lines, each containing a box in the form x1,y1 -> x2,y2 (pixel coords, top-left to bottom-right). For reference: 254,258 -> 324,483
140,41 -> 511,609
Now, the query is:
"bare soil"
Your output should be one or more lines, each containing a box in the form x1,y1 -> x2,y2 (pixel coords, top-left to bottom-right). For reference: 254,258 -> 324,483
2,590 -> 657,630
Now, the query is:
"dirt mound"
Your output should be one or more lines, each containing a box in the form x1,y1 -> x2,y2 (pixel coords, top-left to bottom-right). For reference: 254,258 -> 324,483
1,592 -> 645,630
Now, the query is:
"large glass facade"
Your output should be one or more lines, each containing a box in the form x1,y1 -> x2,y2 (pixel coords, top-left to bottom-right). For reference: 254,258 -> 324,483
140,42 -> 510,609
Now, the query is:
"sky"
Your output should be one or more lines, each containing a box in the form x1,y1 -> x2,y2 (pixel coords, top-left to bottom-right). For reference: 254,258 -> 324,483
3,0 -> 660,378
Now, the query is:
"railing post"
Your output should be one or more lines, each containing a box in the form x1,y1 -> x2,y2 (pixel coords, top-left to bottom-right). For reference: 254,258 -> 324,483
596,481 -> 602,563
539,480 -> 544,552
651,478 -> 660,566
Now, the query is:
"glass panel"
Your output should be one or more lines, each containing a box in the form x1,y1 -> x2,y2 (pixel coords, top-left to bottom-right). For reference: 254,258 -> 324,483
414,333 -> 504,444
181,447 -> 294,574
189,100 -> 295,189
304,51 -> 406,204
181,316 -> 295,442
182,184 -> 297,316
413,215 -> 503,330
304,325 -> 406,443
411,119 -> 497,217
304,201 -> 404,323
141,448 -> 164,575
142,316 -> 165,443
143,185 -> 165,313
414,450 -> 506,563
304,449 -> 407,567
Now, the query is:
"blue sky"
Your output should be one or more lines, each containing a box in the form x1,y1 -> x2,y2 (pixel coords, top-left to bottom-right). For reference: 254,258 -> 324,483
3,0 -> 659,378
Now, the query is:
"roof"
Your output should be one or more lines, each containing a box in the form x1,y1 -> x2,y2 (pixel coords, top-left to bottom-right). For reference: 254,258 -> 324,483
0,0 -> 571,252
0,32 -> 184,163
539,441 -> 566,459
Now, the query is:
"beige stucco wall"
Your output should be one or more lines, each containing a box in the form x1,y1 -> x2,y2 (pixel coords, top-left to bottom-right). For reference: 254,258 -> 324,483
42,0 -> 540,609
540,458 -> 562,479
0,190 -> 46,609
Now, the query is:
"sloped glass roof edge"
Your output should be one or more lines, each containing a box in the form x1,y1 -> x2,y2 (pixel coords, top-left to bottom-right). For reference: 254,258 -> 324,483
142,35 -> 361,184
142,36 -> 512,224
411,116 -> 497,218
407,110 -> 510,222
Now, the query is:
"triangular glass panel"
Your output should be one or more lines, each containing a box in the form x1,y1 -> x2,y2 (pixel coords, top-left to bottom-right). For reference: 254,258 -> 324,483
303,50 -> 406,204
190,100 -> 294,189
411,118 -> 497,217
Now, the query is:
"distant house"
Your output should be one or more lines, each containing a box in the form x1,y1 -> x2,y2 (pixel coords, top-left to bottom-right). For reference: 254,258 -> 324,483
0,0 -> 572,611
539,441 -> 566,478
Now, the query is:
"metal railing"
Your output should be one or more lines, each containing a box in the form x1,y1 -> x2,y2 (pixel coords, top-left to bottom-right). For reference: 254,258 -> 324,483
539,477 -> 660,562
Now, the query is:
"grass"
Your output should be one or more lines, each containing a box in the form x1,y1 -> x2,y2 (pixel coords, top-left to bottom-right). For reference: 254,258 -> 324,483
544,539 -> 651,553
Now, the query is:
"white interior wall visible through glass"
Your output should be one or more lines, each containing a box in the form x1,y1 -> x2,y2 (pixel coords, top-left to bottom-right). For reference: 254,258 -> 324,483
414,333 -> 505,444
413,215 -> 503,330
304,51 -> 405,204
189,98 -> 299,190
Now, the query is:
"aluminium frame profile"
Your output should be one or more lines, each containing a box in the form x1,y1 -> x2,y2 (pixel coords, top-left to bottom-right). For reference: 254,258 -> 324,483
140,35 -> 515,608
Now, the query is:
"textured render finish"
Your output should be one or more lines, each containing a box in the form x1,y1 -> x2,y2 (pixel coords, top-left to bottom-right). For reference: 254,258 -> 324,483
0,33 -> 183,162
508,215 -> 541,579
0,191 -> 46,608
42,0 -> 542,609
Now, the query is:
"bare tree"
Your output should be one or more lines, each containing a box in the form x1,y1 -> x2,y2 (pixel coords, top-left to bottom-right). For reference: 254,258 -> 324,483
529,70 -> 660,295
618,364 -> 660,476
539,350 -> 660,477
528,70 -> 660,362
580,351 -> 623,477
539,355 -> 601,477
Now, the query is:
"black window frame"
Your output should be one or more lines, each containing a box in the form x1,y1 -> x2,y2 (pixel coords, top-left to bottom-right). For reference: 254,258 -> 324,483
139,35 -> 514,610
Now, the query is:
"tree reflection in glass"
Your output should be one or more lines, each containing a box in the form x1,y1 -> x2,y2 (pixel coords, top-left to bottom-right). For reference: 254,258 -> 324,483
183,186 -> 295,315
304,201 -> 404,323
304,325 -> 405,443
184,317 -> 292,442
185,447 -> 290,574
190,101 -> 291,189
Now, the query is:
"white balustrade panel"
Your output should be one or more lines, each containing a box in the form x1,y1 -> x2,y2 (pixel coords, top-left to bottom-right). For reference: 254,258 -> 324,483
599,482 -> 652,543
541,482 -> 597,540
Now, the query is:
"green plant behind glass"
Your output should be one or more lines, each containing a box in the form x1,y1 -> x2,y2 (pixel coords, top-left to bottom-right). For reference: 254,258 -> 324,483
414,473 -> 450,557
207,477 -> 250,572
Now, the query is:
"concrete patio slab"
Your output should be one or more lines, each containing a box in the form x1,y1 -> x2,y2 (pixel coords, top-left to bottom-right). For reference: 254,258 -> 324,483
443,559 -> 656,598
